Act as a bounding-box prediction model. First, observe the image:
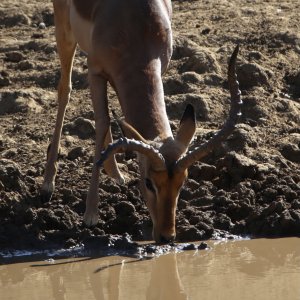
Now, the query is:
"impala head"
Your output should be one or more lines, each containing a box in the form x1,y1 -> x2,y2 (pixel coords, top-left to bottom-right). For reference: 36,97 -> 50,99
119,104 -> 196,243
97,46 -> 242,243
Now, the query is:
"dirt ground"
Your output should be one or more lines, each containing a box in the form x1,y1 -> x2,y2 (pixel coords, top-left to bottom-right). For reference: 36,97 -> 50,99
0,0 -> 300,252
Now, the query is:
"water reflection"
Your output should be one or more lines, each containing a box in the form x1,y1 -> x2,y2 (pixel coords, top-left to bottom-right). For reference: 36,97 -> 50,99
146,253 -> 187,300
0,238 -> 299,300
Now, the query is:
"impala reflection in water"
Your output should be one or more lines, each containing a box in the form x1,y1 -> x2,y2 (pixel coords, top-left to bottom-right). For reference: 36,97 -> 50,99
1,238 -> 300,300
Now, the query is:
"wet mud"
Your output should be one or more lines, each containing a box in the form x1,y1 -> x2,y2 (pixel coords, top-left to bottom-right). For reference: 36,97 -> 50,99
0,0 -> 300,253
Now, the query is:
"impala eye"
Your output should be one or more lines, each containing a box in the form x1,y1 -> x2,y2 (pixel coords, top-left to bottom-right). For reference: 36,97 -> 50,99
145,178 -> 155,193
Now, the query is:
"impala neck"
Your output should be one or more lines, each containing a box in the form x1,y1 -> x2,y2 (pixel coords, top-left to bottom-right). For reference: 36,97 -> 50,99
114,59 -> 172,141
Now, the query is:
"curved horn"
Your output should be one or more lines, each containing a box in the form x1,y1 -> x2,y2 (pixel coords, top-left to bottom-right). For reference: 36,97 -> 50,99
176,45 -> 242,171
96,137 -> 166,171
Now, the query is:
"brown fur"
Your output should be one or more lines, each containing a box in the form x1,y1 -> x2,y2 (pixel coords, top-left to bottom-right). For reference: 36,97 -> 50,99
43,0 -> 198,243
73,0 -> 99,21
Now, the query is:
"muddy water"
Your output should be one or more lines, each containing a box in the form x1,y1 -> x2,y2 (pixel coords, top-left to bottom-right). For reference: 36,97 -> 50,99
1,238 -> 299,300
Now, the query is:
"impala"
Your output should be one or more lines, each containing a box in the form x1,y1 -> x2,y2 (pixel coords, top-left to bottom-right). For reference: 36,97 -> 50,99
42,0 -> 241,243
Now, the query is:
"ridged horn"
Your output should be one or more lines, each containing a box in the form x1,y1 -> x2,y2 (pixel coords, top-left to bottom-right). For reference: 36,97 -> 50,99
96,137 -> 166,171
175,45 -> 242,172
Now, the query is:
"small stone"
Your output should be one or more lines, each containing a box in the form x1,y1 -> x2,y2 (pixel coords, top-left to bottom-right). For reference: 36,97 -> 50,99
163,75 -> 190,95
248,51 -> 263,61
198,242 -> 209,250
145,245 -> 157,254
237,63 -> 270,89
17,60 -> 34,71
0,11 -> 30,27
181,72 -> 202,84
280,144 -> 300,163
180,49 -> 220,74
114,201 -> 136,216
113,234 -> 138,250
5,51 -> 24,63
0,159 -> 25,192
217,151 -> 258,182
0,91 -> 42,115
291,200 -> 300,210
67,146 -> 87,160
183,243 -> 197,250
203,74 -> 223,86
38,22 -> 46,29
0,76 -> 10,87
63,117 -> 95,139
201,27 -> 211,35
177,225 -> 205,241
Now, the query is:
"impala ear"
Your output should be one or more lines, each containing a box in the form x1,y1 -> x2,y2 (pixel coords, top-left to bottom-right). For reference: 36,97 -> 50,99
118,119 -> 148,143
175,104 -> 196,149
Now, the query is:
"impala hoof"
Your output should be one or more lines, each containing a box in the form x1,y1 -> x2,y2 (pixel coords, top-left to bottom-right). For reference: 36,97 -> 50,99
83,211 -> 99,227
40,182 -> 55,203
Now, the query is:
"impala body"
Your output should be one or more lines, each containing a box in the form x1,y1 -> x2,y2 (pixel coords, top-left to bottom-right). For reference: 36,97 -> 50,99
42,0 -> 241,243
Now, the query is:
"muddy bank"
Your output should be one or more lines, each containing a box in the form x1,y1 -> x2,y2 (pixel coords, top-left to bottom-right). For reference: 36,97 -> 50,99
0,0 -> 300,252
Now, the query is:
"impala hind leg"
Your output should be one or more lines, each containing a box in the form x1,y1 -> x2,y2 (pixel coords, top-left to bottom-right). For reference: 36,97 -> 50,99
83,73 -> 124,226
41,1 -> 76,201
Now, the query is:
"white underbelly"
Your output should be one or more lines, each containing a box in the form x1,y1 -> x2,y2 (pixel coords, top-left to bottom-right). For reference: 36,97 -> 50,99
69,1 -> 93,54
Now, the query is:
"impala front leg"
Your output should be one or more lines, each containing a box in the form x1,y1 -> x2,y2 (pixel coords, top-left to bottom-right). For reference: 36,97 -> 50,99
41,1 -> 76,201
83,73 -> 124,226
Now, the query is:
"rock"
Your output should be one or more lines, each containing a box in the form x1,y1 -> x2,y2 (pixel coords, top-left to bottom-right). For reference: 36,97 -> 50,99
263,200 -> 286,216
114,201 -> 136,216
32,8 -> 54,27
176,225 -> 205,241
1,148 -> 18,159
17,60 -> 35,71
163,75 -> 190,95
189,163 -> 216,181
5,51 -> 24,63
20,40 -> 47,52
172,37 -> 220,74
280,144 -> 300,163
201,27 -> 211,35
203,74 -> 223,86
67,146 -> 87,160
42,9 -> 54,26
182,243 -> 197,250
0,91 -> 42,115
0,159 -> 25,192
100,178 -> 122,194
112,234 -> 138,250
198,242 -> 209,250
291,200 -> 300,209
63,117 -> 95,139
166,93 -> 209,121
181,72 -> 202,84
0,75 -> 10,87
72,68 -> 89,90
224,124 -> 258,152
0,10 -> 30,27
145,244 -> 157,254
248,51 -> 263,61
241,96 -> 267,125
214,213 -> 233,231
180,50 -> 220,74
280,210 -> 295,232
275,31 -> 300,46
38,22 -> 46,29
285,70 -> 300,87
172,37 -> 199,59
217,152 -> 258,183
237,63 -> 270,89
